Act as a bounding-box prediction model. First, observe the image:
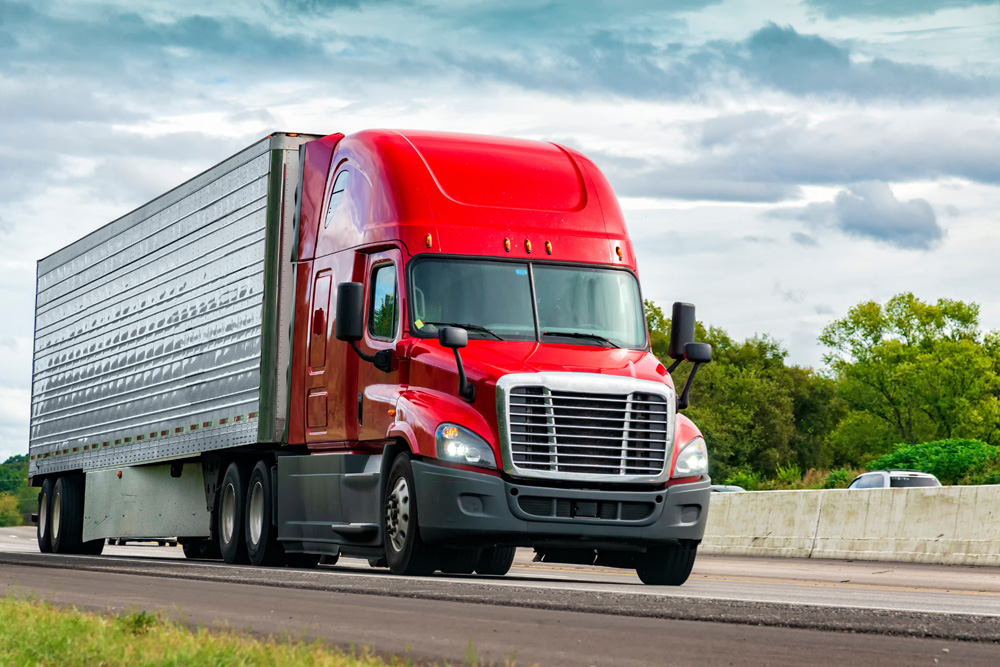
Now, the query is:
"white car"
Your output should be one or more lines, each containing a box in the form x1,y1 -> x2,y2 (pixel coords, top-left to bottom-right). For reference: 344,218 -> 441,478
847,470 -> 941,489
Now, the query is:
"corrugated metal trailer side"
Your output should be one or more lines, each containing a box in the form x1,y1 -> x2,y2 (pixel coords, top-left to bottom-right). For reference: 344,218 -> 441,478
28,133 -> 316,479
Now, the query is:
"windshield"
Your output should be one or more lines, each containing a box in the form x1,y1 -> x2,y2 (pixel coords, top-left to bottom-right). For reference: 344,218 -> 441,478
408,258 -> 647,349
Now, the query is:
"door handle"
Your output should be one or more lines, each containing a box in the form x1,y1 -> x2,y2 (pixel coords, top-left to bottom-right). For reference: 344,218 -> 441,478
313,308 -> 325,334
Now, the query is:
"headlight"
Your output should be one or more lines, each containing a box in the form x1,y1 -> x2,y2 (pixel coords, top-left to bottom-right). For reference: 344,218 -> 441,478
673,437 -> 708,477
435,423 -> 498,469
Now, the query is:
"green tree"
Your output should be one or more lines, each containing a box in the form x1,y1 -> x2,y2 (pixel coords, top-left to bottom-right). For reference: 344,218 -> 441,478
820,293 -> 1000,462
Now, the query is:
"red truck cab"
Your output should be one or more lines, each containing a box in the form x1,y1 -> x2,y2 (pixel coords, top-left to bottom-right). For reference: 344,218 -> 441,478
281,130 -> 711,584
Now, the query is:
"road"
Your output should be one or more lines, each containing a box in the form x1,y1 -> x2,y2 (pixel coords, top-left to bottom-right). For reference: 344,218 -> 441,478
1,527 -> 997,665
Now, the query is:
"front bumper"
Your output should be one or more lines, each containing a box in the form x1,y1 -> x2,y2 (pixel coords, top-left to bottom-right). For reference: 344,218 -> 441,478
412,460 -> 710,548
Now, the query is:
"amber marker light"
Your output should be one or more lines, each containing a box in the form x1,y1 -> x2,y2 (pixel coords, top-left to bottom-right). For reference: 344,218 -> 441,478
425,234 -> 433,248
525,239 -> 532,253
504,238 -> 511,252
117,471 -> 122,479
388,408 -> 396,417
616,246 -> 623,260
545,241 -> 552,255
441,425 -> 460,440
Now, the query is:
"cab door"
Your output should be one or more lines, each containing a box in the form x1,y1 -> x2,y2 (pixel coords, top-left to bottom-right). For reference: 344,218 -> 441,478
357,248 -> 404,442
304,270 -> 332,439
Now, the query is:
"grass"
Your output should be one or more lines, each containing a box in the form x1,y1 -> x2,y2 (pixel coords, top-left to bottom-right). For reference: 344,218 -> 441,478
0,594 -> 450,666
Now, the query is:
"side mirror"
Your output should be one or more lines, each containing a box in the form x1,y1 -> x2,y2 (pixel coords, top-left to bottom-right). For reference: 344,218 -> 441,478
668,302 -> 696,360
336,281 -> 392,373
438,326 -> 468,350
335,282 -> 364,342
439,326 -> 474,402
684,342 -> 712,364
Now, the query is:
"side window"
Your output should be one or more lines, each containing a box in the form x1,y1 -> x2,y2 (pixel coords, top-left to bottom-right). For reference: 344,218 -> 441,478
324,169 -> 349,229
369,264 -> 398,340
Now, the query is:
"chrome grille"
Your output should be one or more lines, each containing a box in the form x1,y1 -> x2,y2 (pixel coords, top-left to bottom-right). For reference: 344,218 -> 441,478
505,384 -> 671,480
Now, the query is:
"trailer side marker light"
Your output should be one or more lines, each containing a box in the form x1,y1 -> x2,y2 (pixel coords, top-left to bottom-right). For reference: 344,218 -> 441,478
387,408 -> 396,417
117,471 -> 122,479
525,240 -> 532,253
616,246 -> 623,260
425,234 -> 432,248
545,241 -> 552,255
504,238 -> 511,252
249,412 -> 256,419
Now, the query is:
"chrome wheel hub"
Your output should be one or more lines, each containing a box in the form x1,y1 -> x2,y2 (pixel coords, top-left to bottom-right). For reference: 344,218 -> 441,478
248,480 -> 264,546
51,489 -> 61,542
385,477 -> 410,553
221,483 -> 237,544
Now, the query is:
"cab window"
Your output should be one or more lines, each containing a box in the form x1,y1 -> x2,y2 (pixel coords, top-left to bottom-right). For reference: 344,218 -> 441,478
369,263 -> 398,340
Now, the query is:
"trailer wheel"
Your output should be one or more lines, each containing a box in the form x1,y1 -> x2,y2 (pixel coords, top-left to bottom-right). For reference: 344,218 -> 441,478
182,538 -> 221,560
383,454 -> 436,576
37,478 -> 54,553
475,545 -> 516,576
635,542 -> 697,586
245,460 -> 283,566
217,462 -> 250,564
50,476 -> 84,554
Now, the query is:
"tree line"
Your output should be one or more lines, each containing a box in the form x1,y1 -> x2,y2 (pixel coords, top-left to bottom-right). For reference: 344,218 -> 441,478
646,292 -> 1000,487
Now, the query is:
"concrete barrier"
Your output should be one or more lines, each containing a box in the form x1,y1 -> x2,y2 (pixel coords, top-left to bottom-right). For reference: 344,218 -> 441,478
700,485 -> 1000,566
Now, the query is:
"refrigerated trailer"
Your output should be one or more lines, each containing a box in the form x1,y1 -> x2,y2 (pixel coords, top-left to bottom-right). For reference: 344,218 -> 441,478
29,130 -> 713,584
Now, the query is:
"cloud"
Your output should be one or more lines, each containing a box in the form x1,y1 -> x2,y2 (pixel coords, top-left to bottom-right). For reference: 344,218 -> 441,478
804,0 -> 995,18
589,108 -> 1000,203
791,232 -> 818,246
772,182 -> 944,250
722,23 -> 998,100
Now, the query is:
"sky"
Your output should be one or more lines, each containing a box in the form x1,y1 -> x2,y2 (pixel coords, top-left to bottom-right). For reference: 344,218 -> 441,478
1,0 -> 998,460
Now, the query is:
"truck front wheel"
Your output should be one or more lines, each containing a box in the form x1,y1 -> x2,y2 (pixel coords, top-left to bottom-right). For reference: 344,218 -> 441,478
37,478 -> 53,553
635,541 -> 697,586
383,454 -> 436,576
475,545 -> 516,576
218,462 -> 250,564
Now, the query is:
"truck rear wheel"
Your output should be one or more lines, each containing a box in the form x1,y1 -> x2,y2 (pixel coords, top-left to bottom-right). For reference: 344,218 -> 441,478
635,542 -> 697,586
217,462 -> 250,564
475,545 -> 516,576
383,454 -> 436,576
245,460 -> 283,567
37,478 -> 53,553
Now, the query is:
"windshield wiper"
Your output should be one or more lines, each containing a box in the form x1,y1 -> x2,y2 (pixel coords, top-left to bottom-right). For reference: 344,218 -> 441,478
422,321 -> 505,341
542,331 -> 620,348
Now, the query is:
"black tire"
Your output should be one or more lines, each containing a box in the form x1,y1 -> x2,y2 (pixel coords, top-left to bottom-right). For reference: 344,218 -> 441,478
475,545 -> 516,576
245,460 -> 283,566
37,478 -> 53,553
182,539 -> 222,560
217,462 -> 250,564
635,542 -> 697,586
438,548 -> 479,575
382,454 -> 436,576
283,552 -> 321,569
79,537 -> 105,556
50,476 -> 84,554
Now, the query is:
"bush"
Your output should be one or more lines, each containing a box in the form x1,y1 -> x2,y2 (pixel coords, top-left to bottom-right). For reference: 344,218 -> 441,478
724,469 -> 762,491
0,494 -> 21,527
868,438 -> 1000,485
823,467 -> 856,489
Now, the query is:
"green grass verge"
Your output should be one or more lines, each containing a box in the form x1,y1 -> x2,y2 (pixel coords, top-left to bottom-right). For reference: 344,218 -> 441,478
0,594 -> 429,666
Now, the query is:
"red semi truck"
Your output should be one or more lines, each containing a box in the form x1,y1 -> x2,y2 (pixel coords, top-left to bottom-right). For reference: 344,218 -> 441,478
29,130 -> 712,584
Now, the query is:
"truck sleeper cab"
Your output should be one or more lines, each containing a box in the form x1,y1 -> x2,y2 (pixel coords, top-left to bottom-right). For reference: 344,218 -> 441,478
29,130 -> 712,586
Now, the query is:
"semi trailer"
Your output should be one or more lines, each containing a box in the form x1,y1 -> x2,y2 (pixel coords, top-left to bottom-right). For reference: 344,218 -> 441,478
29,129 -> 712,584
